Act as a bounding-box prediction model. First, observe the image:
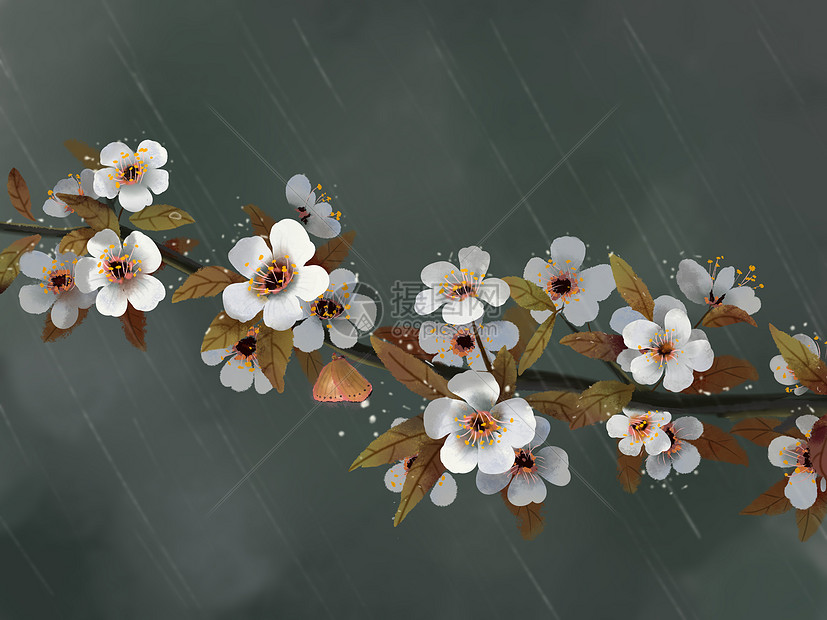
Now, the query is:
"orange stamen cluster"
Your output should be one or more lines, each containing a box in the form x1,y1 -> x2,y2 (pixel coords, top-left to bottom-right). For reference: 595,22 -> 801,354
455,410 -> 504,449
230,326 -> 259,373
39,256 -> 78,295
438,267 -> 483,301
536,258 -> 584,305
107,149 -> 150,189
247,254 -> 296,297
97,245 -> 141,284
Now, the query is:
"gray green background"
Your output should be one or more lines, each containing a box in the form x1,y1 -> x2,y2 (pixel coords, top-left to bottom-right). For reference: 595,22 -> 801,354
0,1 -> 825,618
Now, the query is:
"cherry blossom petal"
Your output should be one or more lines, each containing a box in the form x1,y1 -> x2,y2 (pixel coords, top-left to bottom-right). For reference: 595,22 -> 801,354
579,264 -> 614,302
610,306 -> 645,334
676,259 -> 712,305
550,236 -> 586,270
672,416 -> 703,440
663,358 -> 696,392
429,473 -> 457,506
424,397 -> 471,439
712,266 -> 735,298
530,308 -> 554,325
285,174 -> 313,208
523,256 -> 549,288
79,169 -> 97,197
290,265 -> 330,301
671,442 -> 701,474
305,212 -> 341,238
724,286 -> 761,315
293,316 -> 324,352
415,288 -> 448,315
420,261 -> 459,289
616,348 -> 641,372
768,436 -> 804,468
485,320 -> 519,352
465,351 -> 486,369
680,339 -> 714,371
118,184 -> 153,212
345,293 -> 377,332
478,439 -> 519,474
229,236 -> 271,278
476,470 -> 512,495
384,462 -> 407,492
136,139 -> 168,168
50,296 -> 79,329
222,282 -> 266,322
74,257 -> 108,293
124,231 -> 162,274
530,415 -> 551,446
618,435 -> 642,456
786,471 -> 818,510
536,446 -> 570,486
630,353 -> 664,385
645,429 -> 672,455
86,228 -> 122,259
794,334 -> 819,356
623,319 -> 660,350
124,275 -> 165,312
329,318 -> 358,349
254,368 -> 273,394
508,474 -> 547,506
796,415 -> 820,436
220,360 -> 255,392
447,369 -> 499,412
491,398 -> 536,447
201,348 -> 233,366
19,251 -> 52,279
269,219 -> 316,266
418,321 -> 442,353
142,169 -> 169,195
328,268 -> 357,292
477,277 -> 510,308
606,414 -> 631,438
645,453 -> 672,480
93,168 -> 118,198
442,297 -> 484,325
43,198 -> 71,218
18,284 -> 55,314
262,293 -> 303,331
652,295 -> 687,327
440,434 -> 479,474
562,295 -> 599,327
457,246 -> 490,277
100,141 -> 134,167
663,308 -> 691,343
95,284 -> 128,317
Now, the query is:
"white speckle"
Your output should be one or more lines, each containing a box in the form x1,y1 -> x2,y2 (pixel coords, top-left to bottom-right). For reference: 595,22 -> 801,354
368,415 -> 376,424
338,430 -> 345,437
360,399 -> 370,408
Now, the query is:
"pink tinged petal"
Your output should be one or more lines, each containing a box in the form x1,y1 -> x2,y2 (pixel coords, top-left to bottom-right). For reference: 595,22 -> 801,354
786,471 -> 818,510
228,235 -> 271,278
136,139 -> 168,168
530,308 -> 553,325
476,470 -> 512,495
384,462 -> 407,493
19,250 -> 53,279
530,415 -> 551,446
329,318 -> 358,349
680,339 -> 714,371
78,290 -> 97,309
724,286 -> 761,315
671,442 -> 701,474
448,369 -> 500,412
561,296 -> 599,327
457,246 -> 490,277
80,169 -> 98,198
328,268 -> 357,291
536,446 -> 570,486
201,348 -> 233,366
676,259 -> 713,305
86,228 -> 122,259
578,264 -> 615,302
142,168 -> 169,194
523,256 -> 549,287
424,397 -> 472,439
616,349 -> 641,372
420,261 -> 459,288
293,317 -> 324,352
645,430 -> 672,455
304,210 -> 341,238
478,439 -> 519,474
610,307 -> 645,334
550,236 -> 586,270
222,282 -> 266,322
290,265 -> 330,301
429,473 -> 457,506
418,321 -> 442,353
93,168 -> 118,198
220,360 -> 255,392
19,284 -> 56,314
618,435 -> 642,456
74,257 -> 108,293
662,358 -> 696,393
124,230 -> 162,273
414,288 -> 448,315
485,320 -> 519,352
672,416 -> 704,441
648,410 -> 672,426
645,453 -> 673,480
794,334 -> 819,356
43,198 -> 71,218
441,297 -> 484,325
491,398 -> 536,447
50,296 -> 79,329
606,414 -> 631,438
477,277 -> 510,308
117,184 -> 153,212
99,141 -> 134,167
796,414 -> 819,436
124,275 -> 165,312
622,319 -> 660,350
507,474 -> 547,506
768,436 -> 804,468
254,368 -> 273,394
440,434 -> 479,474
630,353 -> 664,385
262,293 -> 303,331
95,284 -> 129,317
652,295 -> 687,327
285,174 -> 313,208
269,219 -> 316,266
712,266 -> 735,298
663,308 -> 691,343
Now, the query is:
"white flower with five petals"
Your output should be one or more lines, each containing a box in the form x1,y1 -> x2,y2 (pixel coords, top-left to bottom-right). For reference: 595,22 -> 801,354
644,416 -> 704,480
222,220 -> 330,331
285,174 -> 341,239
75,229 -> 166,317
201,325 -> 272,394
523,236 -> 615,327
769,334 -> 819,396
475,416 -> 570,506
676,258 -> 761,315
424,369 -> 536,474
414,246 -> 509,325
43,171 -> 98,218
93,140 -> 169,212
768,415 -> 824,509
607,408 -> 672,456
18,247 -> 97,328
418,320 -> 518,370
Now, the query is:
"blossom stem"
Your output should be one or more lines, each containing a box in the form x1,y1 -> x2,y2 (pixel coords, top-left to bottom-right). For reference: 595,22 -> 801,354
694,307 -> 712,329
471,320 -> 494,373
117,207 -> 124,221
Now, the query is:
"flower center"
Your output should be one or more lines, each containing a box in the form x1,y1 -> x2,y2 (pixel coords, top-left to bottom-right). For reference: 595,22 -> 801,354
115,161 -> 146,187
47,269 -> 74,293
457,410 -> 500,448
312,297 -> 344,320
447,281 -> 476,300
235,335 -> 257,358
545,271 -> 580,302
231,328 -> 259,370
403,455 -> 418,472
101,251 -> 139,284
251,257 -> 295,297
450,330 -> 476,357
641,331 -> 680,363
514,449 -> 535,471
800,447 -> 813,471
657,342 -> 674,357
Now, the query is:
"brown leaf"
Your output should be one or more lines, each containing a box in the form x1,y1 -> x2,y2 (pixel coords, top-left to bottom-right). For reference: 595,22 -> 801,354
731,417 -> 788,448
808,416 -> 827,480
683,355 -> 759,395
371,326 -> 430,360
129,204 -> 195,231
64,139 -> 103,170
501,276 -> 554,311
492,347 -> 517,402
525,391 -> 579,426
307,230 -> 356,271
162,237 -> 200,255
740,478 -> 793,516
797,490 -> 827,541
500,489 -> 545,540
559,331 -> 625,362
57,229 -> 96,257
201,311 -> 259,353
7,168 -> 34,221
350,416 -> 427,471
702,304 -> 757,328
573,381 -> 635,430
0,234 -> 40,294
370,335 -> 454,400
687,424 -> 748,466
503,305 -> 536,361
609,254 -> 654,320
295,348 -> 325,385
617,450 -> 644,494
172,266 -> 245,303
394,438 -> 445,527
257,326 -> 293,393
769,324 -> 827,395
42,308 -> 89,342
518,312 -> 556,375
119,303 -> 147,351
242,204 -> 277,238
57,194 -> 119,235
